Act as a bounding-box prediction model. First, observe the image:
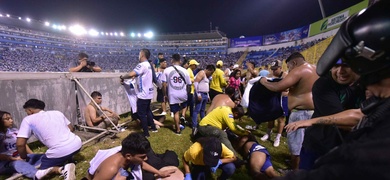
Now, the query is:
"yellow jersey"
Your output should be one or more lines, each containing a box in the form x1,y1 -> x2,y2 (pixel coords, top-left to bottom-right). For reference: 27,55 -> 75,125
183,142 -> 234,165
210,68 -> 227,93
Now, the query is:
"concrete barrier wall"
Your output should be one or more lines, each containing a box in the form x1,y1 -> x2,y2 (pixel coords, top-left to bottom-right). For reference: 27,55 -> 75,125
0,72 -> 133,128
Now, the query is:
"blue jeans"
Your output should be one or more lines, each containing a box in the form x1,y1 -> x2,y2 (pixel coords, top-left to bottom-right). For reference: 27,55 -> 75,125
40,149 -> 80,169
137,98 -> 156,137
192,92 -> 208,128
191,163 -> 235,180
0,154 -> 43,178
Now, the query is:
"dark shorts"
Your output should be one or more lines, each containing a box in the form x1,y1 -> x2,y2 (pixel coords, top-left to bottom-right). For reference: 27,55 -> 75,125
157,88 -> 164,102
39,149 -> 80,169
248,143 -> 272,173
170,102 -> 187,113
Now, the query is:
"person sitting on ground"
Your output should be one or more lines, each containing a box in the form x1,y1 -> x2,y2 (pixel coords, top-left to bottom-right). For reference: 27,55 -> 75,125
182,137 -> 237,180
206,87 -> 237,114
0,110 -> 44,179
84,91 -> 120,129
87,133 -> 176,180
231,134 -> 280,179
16,99 -> 81,180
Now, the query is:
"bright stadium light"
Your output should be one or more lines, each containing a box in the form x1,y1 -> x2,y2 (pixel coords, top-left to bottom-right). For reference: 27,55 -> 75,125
69,24 -> 87,36
110,32 -> 113,36
0,14 -> 3,17
100,32 -> 104,35
44,21 -> 50,26
137,33 -> 141,37
88,29 -> 99,36
130,32 -> 135,37
6,14 -> 10,17
144,31 -> 154,38
18,17 -> 21,20
120,32 -> 124,36
105,32 -> 108,35
61,25 -> 67,30
26,18 -> 31,22
52,24 -> 57,29
114,32 -> 118,36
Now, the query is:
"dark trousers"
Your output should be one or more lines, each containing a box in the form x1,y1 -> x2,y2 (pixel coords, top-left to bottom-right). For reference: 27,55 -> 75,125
187,93 -> 194,119
209,88 -> 222,101
137,98 -> 156,137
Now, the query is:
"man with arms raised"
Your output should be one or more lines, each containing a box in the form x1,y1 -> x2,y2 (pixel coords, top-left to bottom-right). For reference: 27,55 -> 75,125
260,52 -> 318,170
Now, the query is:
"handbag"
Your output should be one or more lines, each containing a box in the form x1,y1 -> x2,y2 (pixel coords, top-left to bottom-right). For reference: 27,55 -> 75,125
172,65 -> 191,95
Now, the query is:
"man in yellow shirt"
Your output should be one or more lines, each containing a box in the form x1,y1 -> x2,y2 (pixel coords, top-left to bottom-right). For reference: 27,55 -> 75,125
209,60 -> 228,101
181,59 -> 199,125
197,106 -> 249,155
182,137 -> 236,180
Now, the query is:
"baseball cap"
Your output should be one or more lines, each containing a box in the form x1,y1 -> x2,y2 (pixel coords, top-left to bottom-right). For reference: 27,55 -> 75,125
216,60 -> 223,66
233,64 -> 239,69
270,60 -> 282,70
202,137 -> 222,167
189,59 -> 199,66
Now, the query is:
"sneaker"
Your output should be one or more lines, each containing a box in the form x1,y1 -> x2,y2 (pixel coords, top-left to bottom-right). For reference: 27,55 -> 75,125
170,112 -> 174,117
180,117 -> 187,125
175,130 -> 182,135
35,167 -> 53,179
180,124 -> 185,130
151,129 -> 158,133
260,134 -> 270,141
61,163 -> 76,180
273,138 -> 280,147
159,111 -> 167,116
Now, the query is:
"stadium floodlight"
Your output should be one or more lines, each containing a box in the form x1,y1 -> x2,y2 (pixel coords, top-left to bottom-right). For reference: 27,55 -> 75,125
137,33 -> 141,37
100,32 -> 104,35
52,24 -> 57,29
18,17 -> 21,20
6,14 -> 10,17
105,32 -> 108,35
88,29 -> 99,36
120,32 -> 124,36
130,32 -> 135,37
144,31 -> 154,38
69,24 -> 87,36
110,32 -> 113,36
44,21 -> 50,26
26,18 -> 31,22
114,32 -> 118,36
61,25 -> 67,30
0,14 -> 3,17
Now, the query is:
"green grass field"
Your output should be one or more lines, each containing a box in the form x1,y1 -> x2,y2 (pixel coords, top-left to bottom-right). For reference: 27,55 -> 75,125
3,104 -> 291,180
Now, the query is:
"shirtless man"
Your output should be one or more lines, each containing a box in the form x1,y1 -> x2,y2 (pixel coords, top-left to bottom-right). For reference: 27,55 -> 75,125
84,91 -> 119,129
260,52 -> 318,170
88,133 -> 175,180
206,87 -> 237,114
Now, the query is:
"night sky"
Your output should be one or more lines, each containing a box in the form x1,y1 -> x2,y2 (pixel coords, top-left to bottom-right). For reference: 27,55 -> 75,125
0,0 -> 363,38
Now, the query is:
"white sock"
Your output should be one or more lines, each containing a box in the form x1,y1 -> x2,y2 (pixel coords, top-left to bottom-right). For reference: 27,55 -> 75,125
276,133 -> 282,139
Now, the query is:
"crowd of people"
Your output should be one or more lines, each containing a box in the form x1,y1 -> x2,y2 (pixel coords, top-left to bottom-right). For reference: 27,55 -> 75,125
1,2 -> 389,179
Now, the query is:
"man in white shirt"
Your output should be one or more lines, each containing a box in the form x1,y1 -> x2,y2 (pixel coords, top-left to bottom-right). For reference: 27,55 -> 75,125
161,54 -> 191,135
120,49 -> 157,137
16,99 -> 82,180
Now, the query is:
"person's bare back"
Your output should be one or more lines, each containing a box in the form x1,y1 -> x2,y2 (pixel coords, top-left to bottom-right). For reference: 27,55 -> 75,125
206,94 -> 235,114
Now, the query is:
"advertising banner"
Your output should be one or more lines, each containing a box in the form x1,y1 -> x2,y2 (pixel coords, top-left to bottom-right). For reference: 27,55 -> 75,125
309,0 -> 369,36
263,25 -> 309,45
230,36 -> 262,47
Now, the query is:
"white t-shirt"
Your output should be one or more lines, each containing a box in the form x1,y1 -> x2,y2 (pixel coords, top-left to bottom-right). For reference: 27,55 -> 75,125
134,61 -> 154,100
0,128 -> 19,157
17,110 -> 82,158
123,79 -> 138,113
161,65 -> 191,104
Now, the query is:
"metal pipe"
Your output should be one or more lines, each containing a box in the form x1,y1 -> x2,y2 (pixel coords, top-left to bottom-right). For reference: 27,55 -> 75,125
82,131 -> 110,145
318,0 -> 326,18
71,77 -> 120,131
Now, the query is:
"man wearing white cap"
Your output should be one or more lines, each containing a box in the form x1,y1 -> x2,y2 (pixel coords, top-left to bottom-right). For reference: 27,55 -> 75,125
210,60 -> 227,101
